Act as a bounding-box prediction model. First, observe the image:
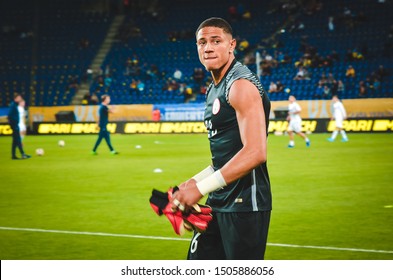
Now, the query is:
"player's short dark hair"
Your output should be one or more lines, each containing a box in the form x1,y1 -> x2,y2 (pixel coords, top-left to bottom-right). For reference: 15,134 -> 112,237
13,93 -> 23,99
196,17 -> 233,37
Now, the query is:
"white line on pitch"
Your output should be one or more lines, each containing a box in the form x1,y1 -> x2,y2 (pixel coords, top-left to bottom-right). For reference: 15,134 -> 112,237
0,226 -> 187,241
1,226 -> 392,255
266,243 -> 393,254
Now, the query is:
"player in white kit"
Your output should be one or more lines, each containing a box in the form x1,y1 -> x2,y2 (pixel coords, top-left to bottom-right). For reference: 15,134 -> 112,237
328,95 -> 348,142
18,99 -> 27,142
287,95 -> 310,148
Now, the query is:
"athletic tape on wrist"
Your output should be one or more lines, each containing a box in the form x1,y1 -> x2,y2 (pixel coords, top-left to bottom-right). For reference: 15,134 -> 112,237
192,165 -> 215,183
196,170 -> 227,196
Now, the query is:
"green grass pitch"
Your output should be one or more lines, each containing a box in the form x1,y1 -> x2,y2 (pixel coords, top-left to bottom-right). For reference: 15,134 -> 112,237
0,133 -> 392,260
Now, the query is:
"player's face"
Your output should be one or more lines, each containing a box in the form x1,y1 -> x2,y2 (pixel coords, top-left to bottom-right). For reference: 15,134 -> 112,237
15,95 -> 23,103
103,96 -> 110,104
196,26 -> 235,72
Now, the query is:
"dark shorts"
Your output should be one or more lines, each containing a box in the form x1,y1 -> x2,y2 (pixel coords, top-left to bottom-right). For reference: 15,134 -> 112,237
187,211 -> 271,260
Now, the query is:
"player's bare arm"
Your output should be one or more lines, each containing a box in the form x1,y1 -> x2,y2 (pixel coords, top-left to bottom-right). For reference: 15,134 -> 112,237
220,79 -> 267,183
171,79 -> 266,210
171,178 -> 202,212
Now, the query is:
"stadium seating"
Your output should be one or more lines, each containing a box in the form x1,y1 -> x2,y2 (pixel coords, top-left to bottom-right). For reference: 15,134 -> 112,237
89,0 -> 393,103
0,0 -> 112,106
1,0 -> 392,107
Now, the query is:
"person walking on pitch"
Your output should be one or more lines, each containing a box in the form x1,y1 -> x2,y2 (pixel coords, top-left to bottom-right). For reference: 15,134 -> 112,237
328,95 -> 348,142
8,93 -> 31,159
92,94 -> 118,155
286,95 -> 310,148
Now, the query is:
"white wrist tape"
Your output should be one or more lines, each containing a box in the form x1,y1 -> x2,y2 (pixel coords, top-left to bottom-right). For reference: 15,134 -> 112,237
192,165 -> 215,182
196,170 -> 227,196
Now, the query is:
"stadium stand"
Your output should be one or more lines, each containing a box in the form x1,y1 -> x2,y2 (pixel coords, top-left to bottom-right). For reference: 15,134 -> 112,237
0,0 -> 113,106
1,0 -> 392,106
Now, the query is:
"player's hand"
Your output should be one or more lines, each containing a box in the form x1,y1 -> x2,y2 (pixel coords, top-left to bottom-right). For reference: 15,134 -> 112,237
170,180 -> 203,212
177,178 -> 197,191
171,186 -> 212,233
149,187 -> 212,235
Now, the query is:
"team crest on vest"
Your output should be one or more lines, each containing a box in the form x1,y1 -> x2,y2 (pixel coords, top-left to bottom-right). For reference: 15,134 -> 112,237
212,98 -> 220,115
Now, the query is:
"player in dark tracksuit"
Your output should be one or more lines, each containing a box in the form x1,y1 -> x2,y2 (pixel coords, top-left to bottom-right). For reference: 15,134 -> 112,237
92,95 -> 118,155
8,94 -> 30,160
171,18 -> 271,260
